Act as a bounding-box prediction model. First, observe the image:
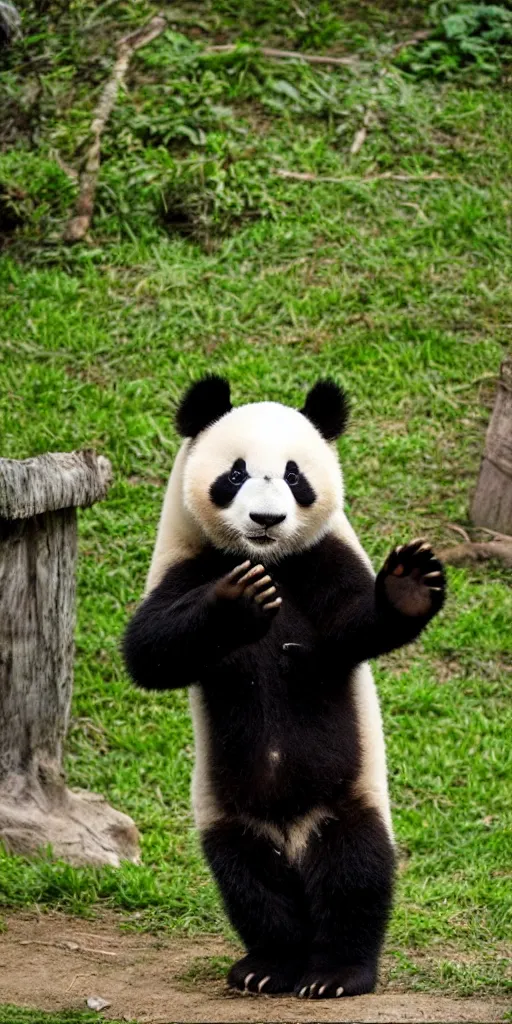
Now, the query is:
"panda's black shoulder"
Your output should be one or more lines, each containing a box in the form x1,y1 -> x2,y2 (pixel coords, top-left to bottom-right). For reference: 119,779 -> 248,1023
149,545 -> 230,603
281,533 -> 374,597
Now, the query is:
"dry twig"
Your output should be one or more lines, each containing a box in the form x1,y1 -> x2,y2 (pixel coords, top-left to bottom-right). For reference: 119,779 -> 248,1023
446,523 -> 471,543
390,29 -> 432,57
64,12 -> 167,243
206,44 -> 357,67
350,127 -> 367,156
350,108 -> 373,156
18,939 -> 117,956
275,169 -> 447,184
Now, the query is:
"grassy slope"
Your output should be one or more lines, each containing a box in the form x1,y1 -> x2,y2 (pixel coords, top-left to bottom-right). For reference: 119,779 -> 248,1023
0,0 -> 511,1000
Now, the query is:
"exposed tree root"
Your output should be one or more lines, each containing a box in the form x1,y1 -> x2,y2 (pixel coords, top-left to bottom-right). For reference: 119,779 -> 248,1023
439,542 -> 512,569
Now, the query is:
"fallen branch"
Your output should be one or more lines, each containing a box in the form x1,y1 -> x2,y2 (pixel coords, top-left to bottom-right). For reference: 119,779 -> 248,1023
64,12 -> 167,243
275,169 -> 447,184
438,542 -> 512,569
446,522 -> 471,543
206,44 -> 357,67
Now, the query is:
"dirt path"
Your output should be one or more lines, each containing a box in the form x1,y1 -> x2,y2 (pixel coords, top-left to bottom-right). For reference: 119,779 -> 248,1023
0,913 -> 508,1023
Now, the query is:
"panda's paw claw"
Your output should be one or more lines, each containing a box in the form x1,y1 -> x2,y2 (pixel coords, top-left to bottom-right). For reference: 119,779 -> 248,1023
381,539 -> 446,618
295,962 -> 376,998
228,953 -> 300,995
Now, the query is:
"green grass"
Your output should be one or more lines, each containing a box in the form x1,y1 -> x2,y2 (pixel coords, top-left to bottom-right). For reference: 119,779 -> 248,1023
0,1010 -> 130,1024
178,954 -> 235,987
1,0 -> 511,1003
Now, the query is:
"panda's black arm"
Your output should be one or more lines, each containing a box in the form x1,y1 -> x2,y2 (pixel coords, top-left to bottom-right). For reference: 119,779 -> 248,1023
123,559 -> 269,691
323,585 -> 436,665
296,535 -> 445,665
124,582 -> 220,690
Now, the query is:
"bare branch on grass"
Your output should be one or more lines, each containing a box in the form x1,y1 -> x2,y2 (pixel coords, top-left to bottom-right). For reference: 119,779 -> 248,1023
446,523 -> 472,543
390,30 -> 432,57
275,169 -> 448,184
64,12 -> 167,243
206,44 -> 358,67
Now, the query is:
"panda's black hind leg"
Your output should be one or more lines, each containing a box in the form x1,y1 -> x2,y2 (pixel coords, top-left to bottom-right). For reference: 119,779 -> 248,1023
201,820 -> 308,994
296,801 -> 395,999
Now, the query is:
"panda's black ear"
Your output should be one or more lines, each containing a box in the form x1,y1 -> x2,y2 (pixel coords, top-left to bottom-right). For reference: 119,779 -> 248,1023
300,380 -> 349,441
176,375 -> 232,437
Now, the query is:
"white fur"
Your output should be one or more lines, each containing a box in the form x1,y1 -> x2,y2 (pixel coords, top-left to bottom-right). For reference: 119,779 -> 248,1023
351,662 -> 394,840
145,441 -> 203,594
241,806 -> 334,864
145,398 -> 393,846
183,402 -> 343,563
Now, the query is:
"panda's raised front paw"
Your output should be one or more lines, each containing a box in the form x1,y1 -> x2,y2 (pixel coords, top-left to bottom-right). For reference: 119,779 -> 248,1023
214,561 -> 282,615
379,538 -> 445,619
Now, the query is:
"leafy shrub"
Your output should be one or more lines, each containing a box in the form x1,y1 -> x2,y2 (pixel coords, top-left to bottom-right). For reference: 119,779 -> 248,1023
397,3 -> 512,77
159,138 -> 279,247
0,153 -> 75,245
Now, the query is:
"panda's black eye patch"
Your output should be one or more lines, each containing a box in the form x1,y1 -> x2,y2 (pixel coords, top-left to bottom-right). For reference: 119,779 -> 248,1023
284,460 -> 316,507
284,461 -> 299,487
210,459 -> 248,507
229,459 -> 247,486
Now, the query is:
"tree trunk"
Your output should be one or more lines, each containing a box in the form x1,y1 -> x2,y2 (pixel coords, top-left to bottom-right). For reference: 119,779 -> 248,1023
471,358 -> 512,536
0,451 -> 139,866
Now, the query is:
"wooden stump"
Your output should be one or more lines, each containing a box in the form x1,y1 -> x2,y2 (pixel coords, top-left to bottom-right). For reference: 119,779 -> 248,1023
0,450 -> 140,867
471,358 -> 512,536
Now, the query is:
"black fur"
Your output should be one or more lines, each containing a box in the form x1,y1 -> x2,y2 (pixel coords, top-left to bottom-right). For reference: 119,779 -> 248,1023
301,380 -> 349,441
202,802 -> 394,996
285,460 -> 316,506
176,375 -> 232,438
124,534 -> 445,997
210,458 -> 248,508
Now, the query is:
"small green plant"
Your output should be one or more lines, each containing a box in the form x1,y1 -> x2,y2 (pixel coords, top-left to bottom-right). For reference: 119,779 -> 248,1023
397,2 -> 512,77
0,154 -> 75,246
178,954 -> 234,987
158,140 -> 279,246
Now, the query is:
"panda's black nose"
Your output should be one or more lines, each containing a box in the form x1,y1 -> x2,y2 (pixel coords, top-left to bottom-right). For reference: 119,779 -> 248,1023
250,512 -> 287,528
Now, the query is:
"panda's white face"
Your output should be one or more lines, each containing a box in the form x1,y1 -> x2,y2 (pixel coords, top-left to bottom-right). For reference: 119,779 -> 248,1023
183,402 -> 344,562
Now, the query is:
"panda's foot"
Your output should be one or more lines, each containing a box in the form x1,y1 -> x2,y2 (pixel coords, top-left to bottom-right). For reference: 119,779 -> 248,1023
228,952 -> 302,995
295,961 -> 377,999
380,538 -> 445,618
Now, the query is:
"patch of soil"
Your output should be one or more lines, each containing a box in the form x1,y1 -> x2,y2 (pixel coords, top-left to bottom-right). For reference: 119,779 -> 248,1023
0,912 -> 508,1024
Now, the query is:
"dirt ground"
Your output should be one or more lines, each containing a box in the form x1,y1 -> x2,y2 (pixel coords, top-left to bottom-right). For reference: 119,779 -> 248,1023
0,913 -> 509,1024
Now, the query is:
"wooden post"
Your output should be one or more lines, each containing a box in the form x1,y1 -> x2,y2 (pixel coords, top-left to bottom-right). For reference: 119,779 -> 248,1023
0,450 -> 139,866
471,358 -> 512,535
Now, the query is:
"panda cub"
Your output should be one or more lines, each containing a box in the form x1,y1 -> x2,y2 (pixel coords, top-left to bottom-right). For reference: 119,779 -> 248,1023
124,376 -> 445,999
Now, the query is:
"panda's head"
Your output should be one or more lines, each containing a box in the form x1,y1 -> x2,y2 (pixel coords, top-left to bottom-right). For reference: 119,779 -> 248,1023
177,376 -> 349,563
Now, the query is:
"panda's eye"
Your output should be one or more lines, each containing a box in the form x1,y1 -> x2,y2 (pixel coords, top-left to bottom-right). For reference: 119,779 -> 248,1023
285,461 -> 299,487
228,460 -> 247,486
